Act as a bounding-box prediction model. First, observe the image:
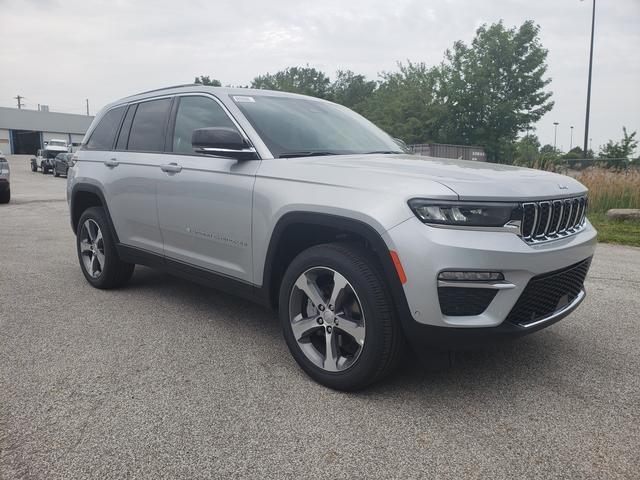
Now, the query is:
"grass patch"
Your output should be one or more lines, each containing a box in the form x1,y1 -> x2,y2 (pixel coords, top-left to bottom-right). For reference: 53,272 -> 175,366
588,213 -> 640,247
576,168 -> 640,213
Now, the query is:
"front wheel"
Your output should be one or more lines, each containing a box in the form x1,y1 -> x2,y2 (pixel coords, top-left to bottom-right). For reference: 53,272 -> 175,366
279,243 -> 403,391
76,207 -> 134,289
0,187 -> 9,204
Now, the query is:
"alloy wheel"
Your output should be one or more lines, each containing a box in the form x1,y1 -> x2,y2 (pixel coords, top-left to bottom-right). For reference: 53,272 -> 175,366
79,219 -> 105,278
288,267 -> 366,372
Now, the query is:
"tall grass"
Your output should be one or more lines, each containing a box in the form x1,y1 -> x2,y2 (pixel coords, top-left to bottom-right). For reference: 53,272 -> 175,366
576,168 -> 640,213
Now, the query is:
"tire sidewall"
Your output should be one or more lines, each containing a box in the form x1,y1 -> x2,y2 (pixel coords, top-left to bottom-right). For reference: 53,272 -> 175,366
279,245 -> 393,390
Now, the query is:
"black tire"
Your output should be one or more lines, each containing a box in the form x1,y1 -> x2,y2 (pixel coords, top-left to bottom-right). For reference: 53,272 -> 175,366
279,243 -> 403,391
0,187 -> 9,204
31,163 -> 37,172
76,207 -> 134,289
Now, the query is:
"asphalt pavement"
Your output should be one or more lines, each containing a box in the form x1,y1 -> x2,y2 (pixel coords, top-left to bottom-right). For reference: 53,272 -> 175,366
1,155 -> 639,479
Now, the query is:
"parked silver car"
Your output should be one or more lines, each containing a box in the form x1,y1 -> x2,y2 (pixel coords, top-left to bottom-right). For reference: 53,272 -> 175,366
67,85 -> 597,390
0,151 -> 10,203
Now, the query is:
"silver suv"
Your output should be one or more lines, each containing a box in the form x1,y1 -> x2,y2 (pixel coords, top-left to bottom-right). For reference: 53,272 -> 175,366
68,85 -> 597,390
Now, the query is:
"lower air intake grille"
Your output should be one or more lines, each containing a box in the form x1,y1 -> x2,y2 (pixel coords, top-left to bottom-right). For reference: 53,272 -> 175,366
506,257 -> 592,327
438,287 -> 498,316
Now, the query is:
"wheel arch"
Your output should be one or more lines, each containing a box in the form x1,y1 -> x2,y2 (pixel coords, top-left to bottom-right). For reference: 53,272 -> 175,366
261,212 -> 412,320
70,183 -> 119,243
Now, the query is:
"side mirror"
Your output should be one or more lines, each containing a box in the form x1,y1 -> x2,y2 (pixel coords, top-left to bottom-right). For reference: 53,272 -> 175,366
191,127 -> 257,160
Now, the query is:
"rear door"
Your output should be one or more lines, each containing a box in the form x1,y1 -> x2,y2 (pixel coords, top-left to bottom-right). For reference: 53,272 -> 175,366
100,98 -> 171,254
156,94 -> 259,282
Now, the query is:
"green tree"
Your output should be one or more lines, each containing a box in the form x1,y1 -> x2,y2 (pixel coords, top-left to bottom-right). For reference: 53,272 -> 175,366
361,61 -> 444,144
330,70 -> 377,112
194,75 -> 222,86
437,21 -> 554,162
250,66 -> 332,99
513,134 -> 541,165
599,127 -> 638,159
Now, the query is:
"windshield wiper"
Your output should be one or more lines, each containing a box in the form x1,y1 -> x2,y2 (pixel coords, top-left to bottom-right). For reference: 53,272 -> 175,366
278,151 -> 342,159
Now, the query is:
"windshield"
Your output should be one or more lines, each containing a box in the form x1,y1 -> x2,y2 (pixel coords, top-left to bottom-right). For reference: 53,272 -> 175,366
48,140 -> 66,147
232,94 -> 404,158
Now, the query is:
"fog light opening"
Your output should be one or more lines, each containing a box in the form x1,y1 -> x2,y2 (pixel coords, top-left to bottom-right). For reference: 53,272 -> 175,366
438,271 -> 505,282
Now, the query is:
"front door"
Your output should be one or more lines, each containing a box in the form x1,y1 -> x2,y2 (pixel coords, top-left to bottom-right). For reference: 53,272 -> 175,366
156,95 -> 259,282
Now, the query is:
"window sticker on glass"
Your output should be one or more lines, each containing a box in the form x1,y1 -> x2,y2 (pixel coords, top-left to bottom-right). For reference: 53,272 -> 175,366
233,95 -> 256,103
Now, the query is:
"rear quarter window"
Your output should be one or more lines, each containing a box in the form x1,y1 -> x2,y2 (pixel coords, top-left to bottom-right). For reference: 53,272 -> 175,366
85,106 -> 126,151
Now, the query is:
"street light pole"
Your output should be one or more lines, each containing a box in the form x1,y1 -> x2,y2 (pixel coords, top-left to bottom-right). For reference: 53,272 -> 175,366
583,0 -> 596,154
570,125 -> 574,150
553,122 -> 559,151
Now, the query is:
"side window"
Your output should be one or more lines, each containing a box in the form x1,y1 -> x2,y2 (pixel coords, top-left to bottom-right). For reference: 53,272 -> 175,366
172,96 -> 238,154
127,98 -> 172,152
86,106 -> 126,150
115,104 -> 136,150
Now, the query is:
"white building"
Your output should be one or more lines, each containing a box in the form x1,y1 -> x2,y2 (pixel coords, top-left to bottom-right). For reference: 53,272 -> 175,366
0,107 -> 94,154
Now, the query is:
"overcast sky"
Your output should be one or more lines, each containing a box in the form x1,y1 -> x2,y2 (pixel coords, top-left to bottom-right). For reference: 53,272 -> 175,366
1,0 -> 638,152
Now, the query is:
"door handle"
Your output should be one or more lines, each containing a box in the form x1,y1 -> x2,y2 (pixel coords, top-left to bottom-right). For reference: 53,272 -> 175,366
160,163 -> 182,173
104,158 -> 119,167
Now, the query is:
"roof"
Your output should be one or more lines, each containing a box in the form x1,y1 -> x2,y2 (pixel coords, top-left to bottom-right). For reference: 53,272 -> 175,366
103,85 -> 326,112
0,107 -> 94,134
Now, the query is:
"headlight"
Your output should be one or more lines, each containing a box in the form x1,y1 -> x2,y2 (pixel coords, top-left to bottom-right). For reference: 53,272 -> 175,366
408,199 -> 519,227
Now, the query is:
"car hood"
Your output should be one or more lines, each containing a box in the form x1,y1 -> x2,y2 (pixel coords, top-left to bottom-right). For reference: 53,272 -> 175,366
267,154 -> 587,201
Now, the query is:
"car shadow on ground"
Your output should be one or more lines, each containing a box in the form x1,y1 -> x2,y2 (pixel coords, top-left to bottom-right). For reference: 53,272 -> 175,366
122,265 -> 580,398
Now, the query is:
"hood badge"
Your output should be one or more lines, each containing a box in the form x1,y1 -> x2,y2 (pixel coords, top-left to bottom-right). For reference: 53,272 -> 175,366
557,184 -> 569,190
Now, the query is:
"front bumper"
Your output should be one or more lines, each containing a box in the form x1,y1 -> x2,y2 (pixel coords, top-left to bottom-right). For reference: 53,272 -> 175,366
383,216 -> 597,335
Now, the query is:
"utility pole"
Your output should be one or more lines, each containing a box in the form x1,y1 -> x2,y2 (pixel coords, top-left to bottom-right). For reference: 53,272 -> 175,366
553,122 -> 559,151
86,99 -> 90,116
583,0 -> 596,155
14,95 -> 24,109
570,125 -> 574,150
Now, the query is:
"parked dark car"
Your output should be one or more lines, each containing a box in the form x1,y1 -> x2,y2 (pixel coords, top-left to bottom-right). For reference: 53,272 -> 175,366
53,153 -> 73,177
0,150 -> 10,203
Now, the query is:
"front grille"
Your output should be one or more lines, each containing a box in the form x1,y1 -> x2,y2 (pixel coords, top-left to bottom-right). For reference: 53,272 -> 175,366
506,257 -> 592,327
521,196 -> 588,243
438,287 -> 498,316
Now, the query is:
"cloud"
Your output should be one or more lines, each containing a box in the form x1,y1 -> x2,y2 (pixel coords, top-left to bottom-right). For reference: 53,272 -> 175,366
0,0 -> 638,149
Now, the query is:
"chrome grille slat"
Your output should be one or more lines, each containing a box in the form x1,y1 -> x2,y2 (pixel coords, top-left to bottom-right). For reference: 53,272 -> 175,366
549,200 -> 563,235
563,199 -> 573,232
520,195 -> 588,244
579,197 -> 588,225
572,198 -> 581,229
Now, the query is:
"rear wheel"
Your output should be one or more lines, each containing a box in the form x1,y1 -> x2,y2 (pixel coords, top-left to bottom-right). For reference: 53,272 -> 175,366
279,243 -> 403,391
0,187 -> 9,204
76,207 -> 134,289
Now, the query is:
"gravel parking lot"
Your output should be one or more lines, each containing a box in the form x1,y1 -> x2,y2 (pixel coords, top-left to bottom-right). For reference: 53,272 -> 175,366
1,155 -> 639,479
